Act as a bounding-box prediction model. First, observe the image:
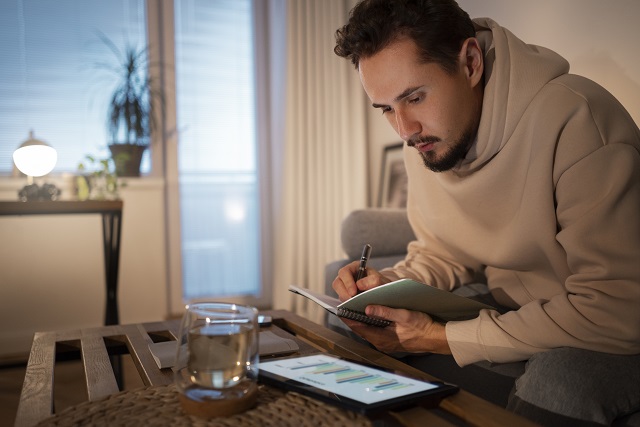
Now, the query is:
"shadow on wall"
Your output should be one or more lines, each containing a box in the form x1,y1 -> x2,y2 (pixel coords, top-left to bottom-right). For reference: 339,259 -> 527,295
571,50 -> 640,126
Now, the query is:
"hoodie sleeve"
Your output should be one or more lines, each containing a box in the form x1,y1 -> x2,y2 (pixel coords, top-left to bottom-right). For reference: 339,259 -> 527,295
447,140 -> 640,366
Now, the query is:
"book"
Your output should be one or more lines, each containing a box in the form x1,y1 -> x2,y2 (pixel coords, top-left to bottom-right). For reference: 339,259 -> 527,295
289,279 -> 495,327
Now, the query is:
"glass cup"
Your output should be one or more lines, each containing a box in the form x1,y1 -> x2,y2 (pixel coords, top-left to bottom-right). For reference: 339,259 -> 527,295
174,302 -> 259,417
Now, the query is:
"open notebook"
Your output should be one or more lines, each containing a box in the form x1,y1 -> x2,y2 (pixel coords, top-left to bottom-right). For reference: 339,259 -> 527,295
289,279 -> 495,327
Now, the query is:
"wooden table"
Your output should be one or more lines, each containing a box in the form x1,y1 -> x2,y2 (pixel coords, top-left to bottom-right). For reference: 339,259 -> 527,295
0,200 -> 123,326
15,310 -> 538,427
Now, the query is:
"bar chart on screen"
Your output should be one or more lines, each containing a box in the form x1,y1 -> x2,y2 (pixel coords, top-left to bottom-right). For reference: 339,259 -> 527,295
291,360 -> 413,390
260,354 -> 438,404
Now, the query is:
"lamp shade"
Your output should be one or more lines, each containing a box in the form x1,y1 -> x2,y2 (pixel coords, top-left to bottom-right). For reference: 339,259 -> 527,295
13,131 -> 57,177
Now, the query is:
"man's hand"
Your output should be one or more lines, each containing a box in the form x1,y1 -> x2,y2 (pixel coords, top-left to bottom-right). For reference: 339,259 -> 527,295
332,261 -> 391,301
342,305 -> 452,355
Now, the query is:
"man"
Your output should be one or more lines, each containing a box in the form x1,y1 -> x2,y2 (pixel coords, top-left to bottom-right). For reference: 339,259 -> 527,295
332,0 -> 640,425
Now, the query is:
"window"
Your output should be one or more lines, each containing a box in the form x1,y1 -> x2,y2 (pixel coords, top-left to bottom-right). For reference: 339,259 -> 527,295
0,0 -> 149,173
1,0 -> 265,307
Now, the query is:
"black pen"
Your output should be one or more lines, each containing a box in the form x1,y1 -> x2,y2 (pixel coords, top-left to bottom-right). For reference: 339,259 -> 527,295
355,244 -> 372,282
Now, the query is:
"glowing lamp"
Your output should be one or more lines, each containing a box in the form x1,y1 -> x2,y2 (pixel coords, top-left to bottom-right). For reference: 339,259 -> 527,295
13,131 -> 60,201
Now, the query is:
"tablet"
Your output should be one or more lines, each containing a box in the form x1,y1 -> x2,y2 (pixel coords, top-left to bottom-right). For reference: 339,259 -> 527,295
259,354 -> 458,415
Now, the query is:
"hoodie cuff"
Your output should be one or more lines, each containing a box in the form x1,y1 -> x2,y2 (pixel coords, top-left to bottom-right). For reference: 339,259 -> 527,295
446,311 -> 537,366
445,318 -> 487,366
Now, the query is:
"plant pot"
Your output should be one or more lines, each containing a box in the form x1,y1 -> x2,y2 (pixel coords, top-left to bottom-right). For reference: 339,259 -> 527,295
108,144 -> 147,177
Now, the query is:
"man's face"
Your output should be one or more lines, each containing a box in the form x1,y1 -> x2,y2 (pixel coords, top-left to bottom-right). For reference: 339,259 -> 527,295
359,37 -> 483,172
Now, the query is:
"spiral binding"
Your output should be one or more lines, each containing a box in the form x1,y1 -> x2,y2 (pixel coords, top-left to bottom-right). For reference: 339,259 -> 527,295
337,308 -> 391,327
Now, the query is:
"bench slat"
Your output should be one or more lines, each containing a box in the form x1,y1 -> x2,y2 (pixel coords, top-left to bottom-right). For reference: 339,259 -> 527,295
14,332 -> 56,427
121,324 -> 174,386
81,332 -> 119,400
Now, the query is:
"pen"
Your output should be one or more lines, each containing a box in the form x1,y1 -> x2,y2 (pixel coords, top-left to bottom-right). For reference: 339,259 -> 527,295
355,243 -> 372,282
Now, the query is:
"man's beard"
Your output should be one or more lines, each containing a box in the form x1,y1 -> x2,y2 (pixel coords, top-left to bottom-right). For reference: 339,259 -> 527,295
408,129 -> 475,172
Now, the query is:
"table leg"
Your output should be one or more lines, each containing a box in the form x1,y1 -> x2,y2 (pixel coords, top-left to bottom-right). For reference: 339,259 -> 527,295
102,209 -> 123,388
102,210 -> 122,326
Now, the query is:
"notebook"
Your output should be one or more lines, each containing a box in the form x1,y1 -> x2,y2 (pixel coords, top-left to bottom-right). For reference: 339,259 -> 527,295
289,279 -> 495,327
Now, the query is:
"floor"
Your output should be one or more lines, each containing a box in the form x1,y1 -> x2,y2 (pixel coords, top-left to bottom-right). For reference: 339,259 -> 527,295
0,355 -> 143,426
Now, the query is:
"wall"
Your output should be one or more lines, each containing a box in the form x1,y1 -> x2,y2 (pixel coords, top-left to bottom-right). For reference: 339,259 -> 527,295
0,178 -> 167,359
366,0 -> 640,204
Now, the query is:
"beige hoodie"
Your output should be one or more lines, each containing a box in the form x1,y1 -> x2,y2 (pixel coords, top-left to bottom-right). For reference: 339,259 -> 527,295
383,18 -> 640,366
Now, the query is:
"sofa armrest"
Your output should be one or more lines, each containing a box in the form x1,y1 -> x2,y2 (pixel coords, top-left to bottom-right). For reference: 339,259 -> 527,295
340,208 -> 415,259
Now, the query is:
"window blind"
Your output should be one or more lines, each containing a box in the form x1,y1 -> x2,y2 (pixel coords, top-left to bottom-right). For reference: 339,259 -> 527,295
174,0 -> 260,298
0,0 -> 147,174
175,0 -> 256,174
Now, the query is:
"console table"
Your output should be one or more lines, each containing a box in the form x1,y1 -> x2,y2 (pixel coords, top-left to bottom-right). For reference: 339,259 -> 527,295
0,200 -> 123,326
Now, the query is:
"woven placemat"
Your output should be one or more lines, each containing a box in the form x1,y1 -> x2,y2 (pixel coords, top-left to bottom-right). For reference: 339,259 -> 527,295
36,383 -> 372,427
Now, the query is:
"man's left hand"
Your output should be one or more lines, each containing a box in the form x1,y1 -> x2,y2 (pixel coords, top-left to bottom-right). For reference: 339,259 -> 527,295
342,305 -> 452,355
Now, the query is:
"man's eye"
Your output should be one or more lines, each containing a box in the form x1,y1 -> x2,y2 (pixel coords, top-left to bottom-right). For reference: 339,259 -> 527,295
408,96 -> 422,104
381,107 -> 392,115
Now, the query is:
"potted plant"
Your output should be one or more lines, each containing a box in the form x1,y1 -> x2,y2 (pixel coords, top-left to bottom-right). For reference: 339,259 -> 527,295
96,33 -> 164,177
76,155 -> 121,200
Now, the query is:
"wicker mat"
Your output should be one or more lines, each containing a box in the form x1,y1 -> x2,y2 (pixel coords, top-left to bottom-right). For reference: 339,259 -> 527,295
36,383 -> 372,427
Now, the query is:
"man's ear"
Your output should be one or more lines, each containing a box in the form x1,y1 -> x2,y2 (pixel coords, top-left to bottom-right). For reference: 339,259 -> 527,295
459,37 -> 483,88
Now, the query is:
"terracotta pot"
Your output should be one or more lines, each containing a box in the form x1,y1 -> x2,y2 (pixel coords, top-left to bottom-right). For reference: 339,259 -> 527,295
108,144 -> 147,177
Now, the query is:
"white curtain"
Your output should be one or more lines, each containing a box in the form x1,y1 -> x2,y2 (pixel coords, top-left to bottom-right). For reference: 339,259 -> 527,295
260,0 -> 368,322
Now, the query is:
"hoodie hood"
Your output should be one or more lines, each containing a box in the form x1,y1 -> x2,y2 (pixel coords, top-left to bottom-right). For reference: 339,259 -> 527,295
457,18 -> 570,173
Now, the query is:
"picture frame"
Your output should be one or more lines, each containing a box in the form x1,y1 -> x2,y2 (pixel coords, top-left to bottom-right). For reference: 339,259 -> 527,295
378,142 -> 407,208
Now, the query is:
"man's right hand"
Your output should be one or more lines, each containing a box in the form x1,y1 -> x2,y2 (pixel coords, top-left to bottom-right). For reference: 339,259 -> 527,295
332,261 -> 391,301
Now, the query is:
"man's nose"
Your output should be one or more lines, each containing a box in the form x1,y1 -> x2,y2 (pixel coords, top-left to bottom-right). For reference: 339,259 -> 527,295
395,109 -> 421,141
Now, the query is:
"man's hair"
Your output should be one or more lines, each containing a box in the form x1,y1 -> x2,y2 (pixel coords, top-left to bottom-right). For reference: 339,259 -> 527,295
334,0 -> 475,74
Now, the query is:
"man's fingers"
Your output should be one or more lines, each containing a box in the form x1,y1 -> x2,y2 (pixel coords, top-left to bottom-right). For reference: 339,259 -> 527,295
332,261 -> 360,300
332,263 -> 392,301
356,269 -> 383,291
365,305 -> 416,324
332,277 -> 351,301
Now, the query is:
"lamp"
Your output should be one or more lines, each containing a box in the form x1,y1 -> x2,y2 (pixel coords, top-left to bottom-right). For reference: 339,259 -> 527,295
13,130 -> 60,201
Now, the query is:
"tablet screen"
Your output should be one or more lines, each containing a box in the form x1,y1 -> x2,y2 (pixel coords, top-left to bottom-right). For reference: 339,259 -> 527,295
259,354 -> 457,413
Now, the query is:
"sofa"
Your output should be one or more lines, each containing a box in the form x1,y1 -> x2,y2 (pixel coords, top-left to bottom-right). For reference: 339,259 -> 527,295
325,208 -> 639,426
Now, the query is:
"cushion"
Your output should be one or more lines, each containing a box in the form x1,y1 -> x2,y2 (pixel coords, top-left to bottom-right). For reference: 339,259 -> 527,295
341,209 -> 415,259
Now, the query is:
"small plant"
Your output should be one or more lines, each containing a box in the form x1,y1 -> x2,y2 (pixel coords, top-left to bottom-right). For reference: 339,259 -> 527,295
77,154 -> 124,200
